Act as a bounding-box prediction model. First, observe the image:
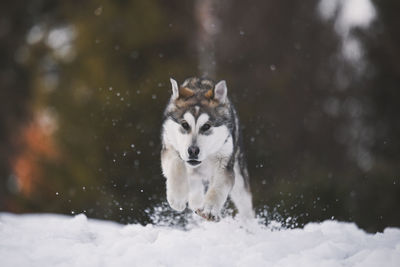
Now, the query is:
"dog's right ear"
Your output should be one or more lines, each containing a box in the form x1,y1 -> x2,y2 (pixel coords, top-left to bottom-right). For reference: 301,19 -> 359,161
170,78 -> 179,100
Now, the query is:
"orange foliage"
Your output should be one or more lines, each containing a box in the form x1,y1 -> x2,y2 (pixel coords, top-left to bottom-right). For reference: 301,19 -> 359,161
12,115 -> 58,196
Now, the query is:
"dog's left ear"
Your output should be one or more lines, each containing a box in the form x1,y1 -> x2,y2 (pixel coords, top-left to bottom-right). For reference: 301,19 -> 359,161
214,80 -> 227,104
170,78 -> 179,100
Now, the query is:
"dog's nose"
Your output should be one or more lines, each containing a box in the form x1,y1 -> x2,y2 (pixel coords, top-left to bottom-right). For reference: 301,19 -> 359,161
188,146 -> 200,158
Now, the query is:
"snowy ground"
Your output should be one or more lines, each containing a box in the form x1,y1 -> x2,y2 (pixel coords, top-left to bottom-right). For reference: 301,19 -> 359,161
1,212 -> 399,267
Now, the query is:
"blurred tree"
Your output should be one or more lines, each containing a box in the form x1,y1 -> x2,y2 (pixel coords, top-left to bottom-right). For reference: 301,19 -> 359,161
356,0 -> 400,230
0,1 -> 36,210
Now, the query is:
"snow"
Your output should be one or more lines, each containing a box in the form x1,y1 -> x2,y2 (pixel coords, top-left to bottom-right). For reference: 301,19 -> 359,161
318,0 -> 376,32
1,212 -> 400,267
318,0 -> 376,63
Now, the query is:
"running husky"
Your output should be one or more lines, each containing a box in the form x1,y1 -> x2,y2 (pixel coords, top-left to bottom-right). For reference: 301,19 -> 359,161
161,77 -> 254,220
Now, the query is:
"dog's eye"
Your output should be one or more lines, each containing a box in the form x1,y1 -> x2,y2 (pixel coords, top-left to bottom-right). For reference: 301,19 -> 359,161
201,123 -> 211,131
181,121 -> 190,130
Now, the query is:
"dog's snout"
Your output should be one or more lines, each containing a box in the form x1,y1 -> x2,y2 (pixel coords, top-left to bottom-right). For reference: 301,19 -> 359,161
188,146 -> 200,158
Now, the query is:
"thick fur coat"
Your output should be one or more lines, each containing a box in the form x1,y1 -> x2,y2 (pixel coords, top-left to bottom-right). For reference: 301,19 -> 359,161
161,77 -> 254,220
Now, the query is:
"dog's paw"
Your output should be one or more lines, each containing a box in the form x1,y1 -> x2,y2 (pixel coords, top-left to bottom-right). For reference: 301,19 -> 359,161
195,196 -> 223,221
167,195 -> 187,212
195,208 -> 220,222
188,193 -> 204,211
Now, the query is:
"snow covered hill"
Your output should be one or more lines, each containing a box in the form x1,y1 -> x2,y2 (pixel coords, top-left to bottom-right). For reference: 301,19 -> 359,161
0,212 -> 399,267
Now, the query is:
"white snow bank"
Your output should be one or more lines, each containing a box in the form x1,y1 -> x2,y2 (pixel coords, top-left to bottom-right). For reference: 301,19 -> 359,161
1,213 -> 399,267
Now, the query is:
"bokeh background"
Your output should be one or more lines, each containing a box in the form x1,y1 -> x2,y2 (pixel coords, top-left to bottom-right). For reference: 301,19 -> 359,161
1,0 -> 399,232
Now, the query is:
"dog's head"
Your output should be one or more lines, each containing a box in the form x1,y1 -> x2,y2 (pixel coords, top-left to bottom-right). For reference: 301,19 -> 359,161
162,77 -> 233,168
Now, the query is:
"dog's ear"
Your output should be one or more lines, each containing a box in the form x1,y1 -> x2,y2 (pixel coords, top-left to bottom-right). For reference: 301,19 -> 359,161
214,80 -> 227,104
170,78 -> 179,100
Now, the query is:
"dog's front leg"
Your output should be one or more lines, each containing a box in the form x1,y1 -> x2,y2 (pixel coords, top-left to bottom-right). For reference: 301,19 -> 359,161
187,174 -> 205,211
161,148 -> 188,211
196,168 -> 234,220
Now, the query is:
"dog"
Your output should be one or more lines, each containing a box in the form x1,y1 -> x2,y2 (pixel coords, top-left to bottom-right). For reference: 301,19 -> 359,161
160,77 -> 254,220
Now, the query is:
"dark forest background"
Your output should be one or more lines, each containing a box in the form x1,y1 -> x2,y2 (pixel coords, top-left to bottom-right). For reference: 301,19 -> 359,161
0,0 -> 399,232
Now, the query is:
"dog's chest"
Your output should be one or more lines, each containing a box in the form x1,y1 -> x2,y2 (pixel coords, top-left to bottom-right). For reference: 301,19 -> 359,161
187,160 -> 215,180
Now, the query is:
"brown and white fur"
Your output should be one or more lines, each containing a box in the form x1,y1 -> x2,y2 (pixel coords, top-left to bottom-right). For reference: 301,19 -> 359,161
161,77 -> 254,220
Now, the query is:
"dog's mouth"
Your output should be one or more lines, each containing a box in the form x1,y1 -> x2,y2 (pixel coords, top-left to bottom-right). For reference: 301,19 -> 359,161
187,160 -> 201,166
